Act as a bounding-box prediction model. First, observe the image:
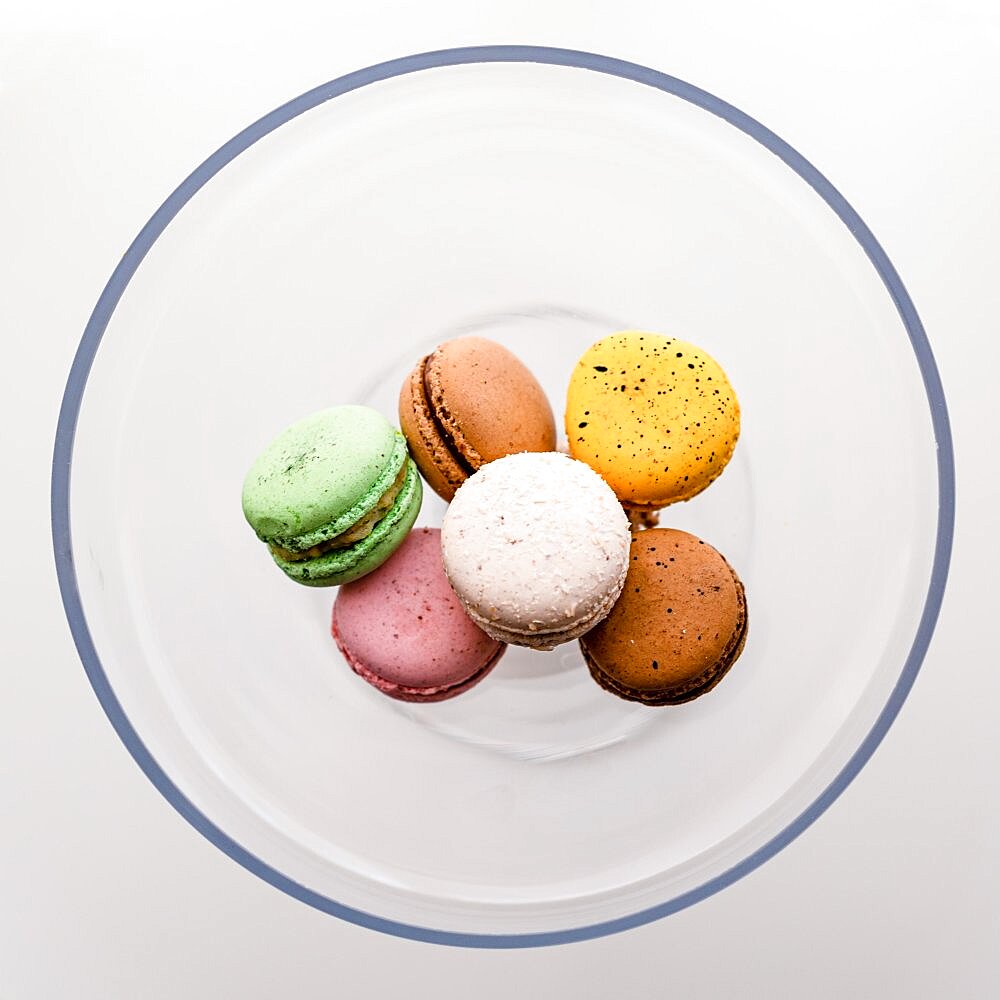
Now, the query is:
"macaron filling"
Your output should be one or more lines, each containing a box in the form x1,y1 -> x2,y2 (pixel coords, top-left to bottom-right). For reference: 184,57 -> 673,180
268,463 -> 408,562
269,460 -> 422,586
418,353 -> 479,476
458,568 -> 628,651
251,431 -> 410,554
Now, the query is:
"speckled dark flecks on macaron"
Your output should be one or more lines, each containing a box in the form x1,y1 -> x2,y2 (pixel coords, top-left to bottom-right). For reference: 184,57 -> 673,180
566,331 -> 740,510
580,528 -> 747,705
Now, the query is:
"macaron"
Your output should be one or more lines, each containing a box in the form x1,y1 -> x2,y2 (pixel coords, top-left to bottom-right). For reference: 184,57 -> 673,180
566,331 -> 740,509
580,528 -> 747,705
441,452 -> 631,650
332,528 -> 505,702
399,336 -> 557,502
242,405 -> 422,586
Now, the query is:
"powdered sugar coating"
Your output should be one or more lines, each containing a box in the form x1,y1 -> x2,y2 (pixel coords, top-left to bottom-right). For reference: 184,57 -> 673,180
440,452 -> 631,649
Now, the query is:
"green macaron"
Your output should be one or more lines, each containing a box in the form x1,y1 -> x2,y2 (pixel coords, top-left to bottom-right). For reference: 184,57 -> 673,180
242,405 -> 422,586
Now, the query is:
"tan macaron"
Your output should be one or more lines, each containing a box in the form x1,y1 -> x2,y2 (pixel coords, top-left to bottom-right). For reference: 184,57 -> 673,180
580,528 -> 747,705
399,336 -> 556,501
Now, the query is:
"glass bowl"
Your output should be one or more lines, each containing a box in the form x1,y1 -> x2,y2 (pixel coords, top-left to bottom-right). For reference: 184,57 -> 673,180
52,47 -> 954,946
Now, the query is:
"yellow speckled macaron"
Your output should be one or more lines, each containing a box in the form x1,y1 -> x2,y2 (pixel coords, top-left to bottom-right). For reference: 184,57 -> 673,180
566,331 -> 740,509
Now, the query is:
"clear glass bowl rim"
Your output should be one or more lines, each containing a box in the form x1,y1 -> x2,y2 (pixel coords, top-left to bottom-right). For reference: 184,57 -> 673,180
50,45 -> 955,948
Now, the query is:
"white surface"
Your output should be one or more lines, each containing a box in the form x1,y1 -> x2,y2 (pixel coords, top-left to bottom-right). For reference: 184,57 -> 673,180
1,0 -> 997,995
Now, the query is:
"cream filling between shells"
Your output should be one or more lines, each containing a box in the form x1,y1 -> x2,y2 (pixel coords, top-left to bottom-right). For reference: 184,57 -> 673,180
269,464 -> 407,562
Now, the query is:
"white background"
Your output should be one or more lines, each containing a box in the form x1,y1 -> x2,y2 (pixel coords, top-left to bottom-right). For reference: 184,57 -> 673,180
2,1 -> 998,996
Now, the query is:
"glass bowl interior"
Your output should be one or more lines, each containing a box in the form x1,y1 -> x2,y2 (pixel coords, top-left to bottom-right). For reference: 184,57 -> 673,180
59,51 -> 948,943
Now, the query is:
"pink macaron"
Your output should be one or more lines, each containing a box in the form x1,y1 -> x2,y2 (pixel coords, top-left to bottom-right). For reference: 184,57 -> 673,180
331,527 -> 506,702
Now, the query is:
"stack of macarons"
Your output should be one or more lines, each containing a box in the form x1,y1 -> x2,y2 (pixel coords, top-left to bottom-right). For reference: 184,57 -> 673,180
241,329 -> 747,707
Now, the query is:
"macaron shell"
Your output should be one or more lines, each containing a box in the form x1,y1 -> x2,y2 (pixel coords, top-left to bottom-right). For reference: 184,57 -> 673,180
336,640 -> 505,703
463,580 -> 623,651
580,528 -> 747,704
566,332 -> 740,508
242,405 -> 406,550
272,460 -> 422,586
398,363 -> 468,502
332,527 -> 505,700
425,337 -> 557,467
440,452 -> 630,650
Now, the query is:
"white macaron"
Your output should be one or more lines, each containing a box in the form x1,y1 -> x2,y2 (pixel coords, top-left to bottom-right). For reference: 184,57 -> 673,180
440,452 -> 631,649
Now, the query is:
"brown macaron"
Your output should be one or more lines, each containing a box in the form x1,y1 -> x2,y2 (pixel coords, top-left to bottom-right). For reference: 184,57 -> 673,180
399,336 -> 557,501
580,528 -> 747,705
